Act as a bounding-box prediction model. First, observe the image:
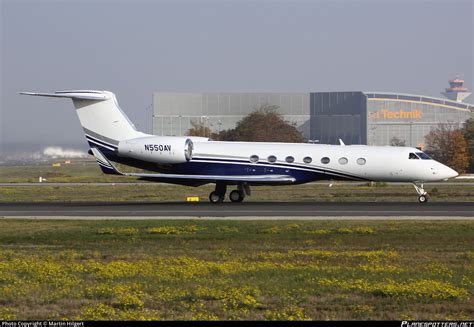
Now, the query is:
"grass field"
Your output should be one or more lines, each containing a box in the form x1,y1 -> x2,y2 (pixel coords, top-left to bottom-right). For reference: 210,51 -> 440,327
1,183 -> 474,202
0,161 -> 135,184
0,219 -> 472,320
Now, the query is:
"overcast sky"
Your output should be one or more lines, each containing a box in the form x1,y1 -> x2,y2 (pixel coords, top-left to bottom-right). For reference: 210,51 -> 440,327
1,0 -> 472,151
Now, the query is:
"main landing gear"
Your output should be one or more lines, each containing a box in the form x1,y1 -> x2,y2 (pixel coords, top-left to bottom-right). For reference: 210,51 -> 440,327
229,190 -> 244,203
209,183 -> 250,203
413,183 -> 429,203
209,183 -> 226,203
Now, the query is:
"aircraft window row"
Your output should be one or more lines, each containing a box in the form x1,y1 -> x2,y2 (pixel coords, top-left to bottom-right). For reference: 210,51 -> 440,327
248,155 -> 367,165
319,156 -> 367,165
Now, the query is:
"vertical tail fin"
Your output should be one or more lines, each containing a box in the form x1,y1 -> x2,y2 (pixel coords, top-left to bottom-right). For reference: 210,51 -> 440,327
20,90 -> 148,154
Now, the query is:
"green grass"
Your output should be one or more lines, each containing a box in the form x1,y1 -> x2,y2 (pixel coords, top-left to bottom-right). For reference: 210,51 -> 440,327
0,219 -> 472,320
0,161 -> 140,183
0,183 -> 473,202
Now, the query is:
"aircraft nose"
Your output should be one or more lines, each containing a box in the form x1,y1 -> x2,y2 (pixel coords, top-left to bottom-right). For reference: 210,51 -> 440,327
440,165 -> 459,180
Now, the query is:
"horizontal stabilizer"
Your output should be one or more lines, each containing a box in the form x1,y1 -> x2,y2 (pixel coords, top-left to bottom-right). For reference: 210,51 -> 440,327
19,91 -> 109,101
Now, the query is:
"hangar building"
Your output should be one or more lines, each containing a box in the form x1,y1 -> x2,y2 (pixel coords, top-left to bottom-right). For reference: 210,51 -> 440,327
152,92 -> 310,138
152,81 -> 473,148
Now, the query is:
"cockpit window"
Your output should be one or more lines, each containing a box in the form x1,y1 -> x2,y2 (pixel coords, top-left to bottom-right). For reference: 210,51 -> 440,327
409,153 -> 419,160
416,152 -> 432,160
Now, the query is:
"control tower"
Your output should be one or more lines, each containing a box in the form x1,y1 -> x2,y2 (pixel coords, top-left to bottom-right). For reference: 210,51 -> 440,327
442,78 -> 471,102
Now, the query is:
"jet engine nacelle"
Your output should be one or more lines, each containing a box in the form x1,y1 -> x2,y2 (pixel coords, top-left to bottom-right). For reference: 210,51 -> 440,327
117,136 -> 193,164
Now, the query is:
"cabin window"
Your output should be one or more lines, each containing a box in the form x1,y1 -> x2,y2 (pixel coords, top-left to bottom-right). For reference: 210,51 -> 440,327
321,157 -> 330,164
409,153 -> 419,160
338,157 -> 348,165
250,155 -> 259,163
303,156 -> 312,164
357,158 -> 366,165
416,152 -> 432,160
268,155 -> 277,163
285,156 -> 295,163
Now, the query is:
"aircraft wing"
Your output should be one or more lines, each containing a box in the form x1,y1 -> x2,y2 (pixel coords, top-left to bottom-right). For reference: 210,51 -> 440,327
90,147 -> 295,184
126,172 -> 295,183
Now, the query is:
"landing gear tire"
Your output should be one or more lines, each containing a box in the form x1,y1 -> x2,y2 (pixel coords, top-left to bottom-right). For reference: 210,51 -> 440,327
209,183 -> 227,203
229,190 -> 245,203
413,183 -> 429,204
209,191 -> 224,203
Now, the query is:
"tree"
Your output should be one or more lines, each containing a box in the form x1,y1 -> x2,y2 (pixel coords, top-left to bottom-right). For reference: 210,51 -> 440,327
390,137 -> 406,147
185,120 -> 214,139
216,104 -> 305,143
425,123 -> 469,174
462,118 -> 474,173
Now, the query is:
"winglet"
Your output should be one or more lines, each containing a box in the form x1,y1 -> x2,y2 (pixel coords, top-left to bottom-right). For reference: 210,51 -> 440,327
339,138 -> 345,146
90,147 -> 123,175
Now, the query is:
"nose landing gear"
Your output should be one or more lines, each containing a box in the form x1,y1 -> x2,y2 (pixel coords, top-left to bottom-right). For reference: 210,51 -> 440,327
413,183 -> 429,203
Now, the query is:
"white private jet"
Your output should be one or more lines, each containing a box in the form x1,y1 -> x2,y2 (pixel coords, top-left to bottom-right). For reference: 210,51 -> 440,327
20,90 -> 458,203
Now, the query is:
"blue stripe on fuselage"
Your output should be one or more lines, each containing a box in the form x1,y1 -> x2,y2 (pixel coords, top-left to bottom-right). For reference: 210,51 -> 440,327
85,135 -> 118,150
88,143 -> 364,183
170,161 -> 361,183
87,141 -> 118,157
190,157 -> 363,181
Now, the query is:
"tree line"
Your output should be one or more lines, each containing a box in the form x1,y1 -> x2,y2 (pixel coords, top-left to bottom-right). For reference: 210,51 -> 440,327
424,119 -> 473,174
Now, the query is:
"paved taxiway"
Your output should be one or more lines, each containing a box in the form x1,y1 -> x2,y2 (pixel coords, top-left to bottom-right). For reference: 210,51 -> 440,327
0,202 -> 472,218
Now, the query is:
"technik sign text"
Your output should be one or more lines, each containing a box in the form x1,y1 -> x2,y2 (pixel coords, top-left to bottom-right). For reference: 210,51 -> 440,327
368,109 -> 423,120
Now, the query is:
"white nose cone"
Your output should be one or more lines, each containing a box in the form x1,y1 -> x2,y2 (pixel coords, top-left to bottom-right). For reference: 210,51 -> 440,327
441,165 -> 459,180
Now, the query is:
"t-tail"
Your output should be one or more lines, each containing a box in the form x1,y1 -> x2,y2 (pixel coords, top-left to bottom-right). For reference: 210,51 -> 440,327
20,90 -> 149,173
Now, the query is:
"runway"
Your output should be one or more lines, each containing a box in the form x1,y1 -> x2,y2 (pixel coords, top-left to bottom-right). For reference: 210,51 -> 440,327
0,202 -> 473,218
